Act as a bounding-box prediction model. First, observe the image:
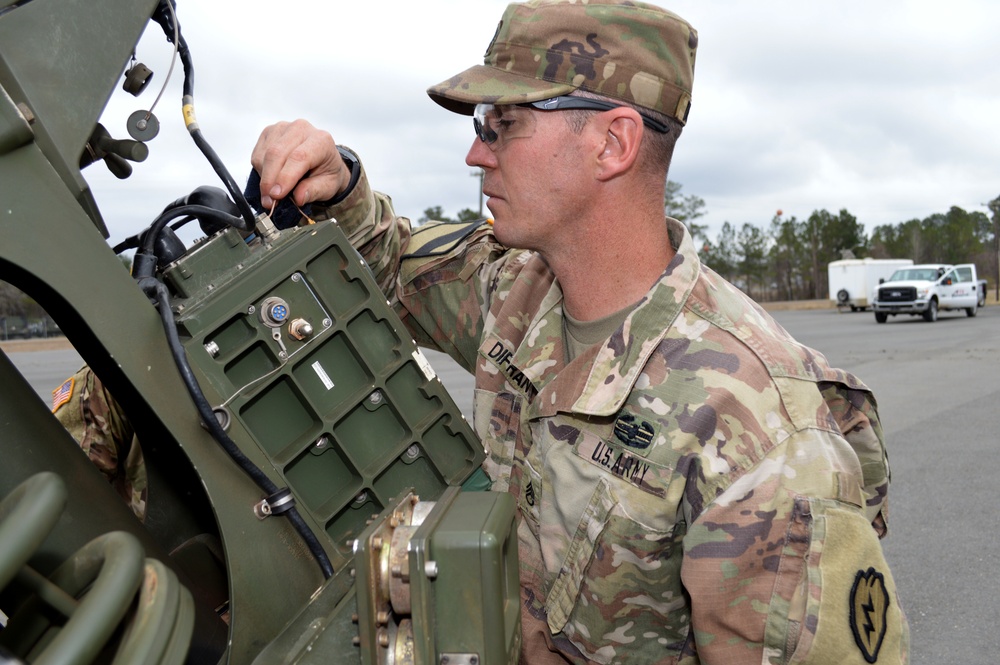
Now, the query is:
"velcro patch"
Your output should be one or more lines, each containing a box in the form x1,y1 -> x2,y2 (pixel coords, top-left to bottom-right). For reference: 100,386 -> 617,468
576,436 -> 666,498
51,377 -> 74,413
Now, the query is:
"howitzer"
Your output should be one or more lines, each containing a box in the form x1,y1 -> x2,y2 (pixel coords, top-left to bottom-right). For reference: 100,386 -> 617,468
0,1 -> 520,662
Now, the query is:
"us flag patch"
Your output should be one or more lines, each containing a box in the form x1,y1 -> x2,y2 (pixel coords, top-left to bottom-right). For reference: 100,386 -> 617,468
51,377 -> 74,413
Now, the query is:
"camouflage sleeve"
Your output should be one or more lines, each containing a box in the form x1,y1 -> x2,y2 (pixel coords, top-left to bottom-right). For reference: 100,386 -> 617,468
819,379 -> 890,537
312,147 -> 513,372
680,428 -> 909,664
51,366 -> 147,521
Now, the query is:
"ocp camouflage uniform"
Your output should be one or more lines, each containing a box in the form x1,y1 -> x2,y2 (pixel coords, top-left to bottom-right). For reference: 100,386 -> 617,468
51,366 -> 148,522
314,150 -> 908,664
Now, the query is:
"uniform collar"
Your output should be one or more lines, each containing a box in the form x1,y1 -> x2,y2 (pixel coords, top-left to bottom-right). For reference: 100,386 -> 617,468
525,218 -> 700,419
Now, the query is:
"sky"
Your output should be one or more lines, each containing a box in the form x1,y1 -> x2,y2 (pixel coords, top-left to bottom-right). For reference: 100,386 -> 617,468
85,0 -> 1000,247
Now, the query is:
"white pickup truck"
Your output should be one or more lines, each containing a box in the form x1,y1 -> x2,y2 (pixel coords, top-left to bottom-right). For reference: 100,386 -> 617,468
872,263 -> 986,323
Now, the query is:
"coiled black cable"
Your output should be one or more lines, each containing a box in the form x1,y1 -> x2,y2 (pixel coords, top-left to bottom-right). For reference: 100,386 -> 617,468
138,277 -> 334,580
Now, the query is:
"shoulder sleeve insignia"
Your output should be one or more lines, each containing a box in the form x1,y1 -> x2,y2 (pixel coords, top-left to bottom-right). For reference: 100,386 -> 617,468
51,377 -> 75,413
850,567 -> 890,663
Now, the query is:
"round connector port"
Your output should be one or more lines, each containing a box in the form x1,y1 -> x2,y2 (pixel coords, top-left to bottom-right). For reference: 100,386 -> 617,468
260,297 -> 290,327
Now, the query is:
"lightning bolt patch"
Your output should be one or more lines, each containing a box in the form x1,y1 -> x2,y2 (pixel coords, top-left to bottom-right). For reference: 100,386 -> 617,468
850,567 -> 889,663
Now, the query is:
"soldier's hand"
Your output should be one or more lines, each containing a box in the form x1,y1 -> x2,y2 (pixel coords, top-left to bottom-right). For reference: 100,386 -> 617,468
251,119 -> 351,209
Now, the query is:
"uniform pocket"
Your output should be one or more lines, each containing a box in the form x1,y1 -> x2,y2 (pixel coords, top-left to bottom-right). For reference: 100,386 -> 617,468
544,479 -> 689,664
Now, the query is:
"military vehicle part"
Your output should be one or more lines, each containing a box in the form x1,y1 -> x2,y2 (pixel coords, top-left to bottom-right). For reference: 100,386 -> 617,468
0,473 -> 195,664
0,0 -> 512,660
353,488 -> 521,665
161,211 -> 486,578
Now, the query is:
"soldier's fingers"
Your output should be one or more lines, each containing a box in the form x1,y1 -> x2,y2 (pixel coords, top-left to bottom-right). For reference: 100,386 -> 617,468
252,120 -> 340,208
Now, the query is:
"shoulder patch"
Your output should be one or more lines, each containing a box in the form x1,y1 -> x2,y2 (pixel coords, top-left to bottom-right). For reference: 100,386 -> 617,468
850,567 -> 889,663
51,377 -> 75,413
402,219 -> 490,260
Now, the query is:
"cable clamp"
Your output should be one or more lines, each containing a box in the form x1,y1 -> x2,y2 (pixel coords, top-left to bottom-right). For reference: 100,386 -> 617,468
253,488 -> 296,520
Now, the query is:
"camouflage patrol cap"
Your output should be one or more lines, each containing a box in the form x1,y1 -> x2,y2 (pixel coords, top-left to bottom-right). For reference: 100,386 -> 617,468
426,0 -> 698,125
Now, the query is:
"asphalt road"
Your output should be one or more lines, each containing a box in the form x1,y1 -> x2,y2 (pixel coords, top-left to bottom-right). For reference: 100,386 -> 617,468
8,305 -> 999,663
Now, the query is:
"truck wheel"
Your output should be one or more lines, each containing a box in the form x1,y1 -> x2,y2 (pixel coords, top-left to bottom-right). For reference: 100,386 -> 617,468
979,291 -> 986,308
966,303 -> 978,317
875,312 -> 888,324
923,299 -> 938,322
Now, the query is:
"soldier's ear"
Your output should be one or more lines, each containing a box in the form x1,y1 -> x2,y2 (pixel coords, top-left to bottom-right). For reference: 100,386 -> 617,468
595,110 -> 642,181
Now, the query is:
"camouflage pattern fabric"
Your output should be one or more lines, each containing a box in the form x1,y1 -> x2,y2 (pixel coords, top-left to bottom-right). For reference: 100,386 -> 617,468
427,0 -> 698,124
316,149 -> 909,664
52,366 -> 147,522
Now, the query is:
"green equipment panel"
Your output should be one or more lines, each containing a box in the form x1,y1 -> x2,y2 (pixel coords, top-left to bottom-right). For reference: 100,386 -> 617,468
165,220 -> 485,572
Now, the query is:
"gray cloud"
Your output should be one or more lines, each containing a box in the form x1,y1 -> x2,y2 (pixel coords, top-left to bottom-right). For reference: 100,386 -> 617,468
85,0 -> 1000,248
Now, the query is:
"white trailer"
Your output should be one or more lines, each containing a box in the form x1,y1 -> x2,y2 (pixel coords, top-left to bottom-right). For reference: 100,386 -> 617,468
828,258 -> 913,311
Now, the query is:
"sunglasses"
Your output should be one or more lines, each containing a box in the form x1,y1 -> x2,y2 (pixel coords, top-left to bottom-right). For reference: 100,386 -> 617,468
473,96 -> 670,150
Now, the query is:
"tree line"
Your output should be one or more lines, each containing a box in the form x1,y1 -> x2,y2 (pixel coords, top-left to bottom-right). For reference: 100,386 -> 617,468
420,185 -> 1000,303
673,186 -> 1000,303
5,190 -> 996,332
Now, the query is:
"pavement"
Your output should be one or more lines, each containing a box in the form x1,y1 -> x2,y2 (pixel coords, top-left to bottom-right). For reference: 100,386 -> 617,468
6,304 -> 999,663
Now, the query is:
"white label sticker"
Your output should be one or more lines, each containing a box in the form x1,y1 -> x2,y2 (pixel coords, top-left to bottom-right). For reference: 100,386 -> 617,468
312,361 -> 334,390
412,350 -> 437,381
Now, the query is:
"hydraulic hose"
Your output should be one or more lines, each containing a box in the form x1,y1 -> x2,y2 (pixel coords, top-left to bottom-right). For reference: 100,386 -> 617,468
138,277 -> 334,579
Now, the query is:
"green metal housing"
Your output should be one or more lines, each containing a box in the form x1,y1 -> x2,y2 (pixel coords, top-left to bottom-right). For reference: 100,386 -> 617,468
0,0 -> 518,663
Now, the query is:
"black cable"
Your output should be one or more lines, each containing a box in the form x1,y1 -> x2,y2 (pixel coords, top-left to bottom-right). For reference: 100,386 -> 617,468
126,205 -> 243,278
138,277 -> 334,579
113,205 -> 238,256
150,0 -> 255,231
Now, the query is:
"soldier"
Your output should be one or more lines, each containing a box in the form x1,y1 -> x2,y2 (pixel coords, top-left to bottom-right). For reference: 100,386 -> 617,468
51,366 -> 147,522
50,0 -> 907,661
252,0 -> 909,662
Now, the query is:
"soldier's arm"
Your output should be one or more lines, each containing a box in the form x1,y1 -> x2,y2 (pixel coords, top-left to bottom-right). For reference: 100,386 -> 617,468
679,429 -> 909,664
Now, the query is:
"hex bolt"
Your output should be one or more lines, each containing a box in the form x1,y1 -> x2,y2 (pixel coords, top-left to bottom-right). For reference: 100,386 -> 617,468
424,561 -> 439,579
376,610 -> 390,626
372,536 -> 383,550
368,390 -> 383,405
377,629 -> 389,648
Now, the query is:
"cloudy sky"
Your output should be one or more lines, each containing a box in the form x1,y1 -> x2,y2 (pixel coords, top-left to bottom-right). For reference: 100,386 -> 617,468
86,0 -> 1000,246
